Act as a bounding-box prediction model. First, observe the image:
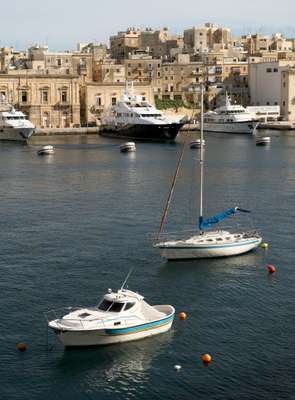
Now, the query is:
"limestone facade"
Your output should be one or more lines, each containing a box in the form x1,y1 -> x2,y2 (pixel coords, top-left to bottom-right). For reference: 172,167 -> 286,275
0,74 -> 80,128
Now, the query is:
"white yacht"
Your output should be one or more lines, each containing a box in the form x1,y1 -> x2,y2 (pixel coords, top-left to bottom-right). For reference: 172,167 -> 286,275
203,94 -> 258,134
0,99 -> 35,142
100,84 -> 187,142
46,286 -> 175,347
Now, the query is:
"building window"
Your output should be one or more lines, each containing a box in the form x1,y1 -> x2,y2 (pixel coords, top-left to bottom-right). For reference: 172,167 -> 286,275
283,101 -> 286,106
273,68 -> 278,72
96,97 -> 102,106
42,90 -> 49,104
266,68 -> 272,73
57,58 -> 62,66
0,91 -> 6,101
111,97 -> 116,105
21,91 -> 28,103
61,91 -> 67,103
157,72 -> 161,77
42,112 -> 50,128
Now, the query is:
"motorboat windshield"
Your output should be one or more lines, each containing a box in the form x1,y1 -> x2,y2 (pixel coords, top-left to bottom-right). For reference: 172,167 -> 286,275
98,298 -> 136,313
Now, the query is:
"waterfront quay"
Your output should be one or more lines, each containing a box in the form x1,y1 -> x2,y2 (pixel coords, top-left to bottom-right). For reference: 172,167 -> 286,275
1,22 -> 295,130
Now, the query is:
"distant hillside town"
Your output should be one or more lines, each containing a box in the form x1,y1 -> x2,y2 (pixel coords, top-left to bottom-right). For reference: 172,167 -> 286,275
1,22 -> 295,128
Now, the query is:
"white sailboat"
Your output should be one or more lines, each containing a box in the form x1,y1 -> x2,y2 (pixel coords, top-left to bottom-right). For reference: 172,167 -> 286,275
154,85 -> 262,260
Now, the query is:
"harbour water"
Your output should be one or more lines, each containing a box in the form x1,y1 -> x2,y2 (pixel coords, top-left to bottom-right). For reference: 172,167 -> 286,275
1,130 -> 295,399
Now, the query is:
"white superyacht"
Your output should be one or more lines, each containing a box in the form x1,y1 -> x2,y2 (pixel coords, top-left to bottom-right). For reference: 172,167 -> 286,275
203,94 -> 258,134
0,96 -> 35,142
100,84 -> 186,142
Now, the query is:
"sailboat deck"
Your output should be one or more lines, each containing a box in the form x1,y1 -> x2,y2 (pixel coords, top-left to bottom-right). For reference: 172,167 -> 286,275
157,230 -> 261,248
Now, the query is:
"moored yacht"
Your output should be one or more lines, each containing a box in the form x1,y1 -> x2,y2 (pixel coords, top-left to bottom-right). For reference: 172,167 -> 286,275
46,286 -> 175,347
100,84 -> 187,142
203,94 -> 258,134
0,98 -> 35,142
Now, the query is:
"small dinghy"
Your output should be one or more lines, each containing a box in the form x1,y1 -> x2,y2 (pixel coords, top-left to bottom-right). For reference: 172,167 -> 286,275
255,136 -> 271,146
120,142 -> 136,153
46,285 -> 175,347
190,139 -> 205,149
37,145 -> 54,155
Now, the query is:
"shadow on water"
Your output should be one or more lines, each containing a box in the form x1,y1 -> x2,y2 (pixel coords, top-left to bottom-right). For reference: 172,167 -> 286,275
49,331 -> 173,395
157,249 -> 266,278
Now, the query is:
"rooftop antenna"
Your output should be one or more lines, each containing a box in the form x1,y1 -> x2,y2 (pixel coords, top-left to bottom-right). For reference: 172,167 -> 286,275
120,268 -> 134,290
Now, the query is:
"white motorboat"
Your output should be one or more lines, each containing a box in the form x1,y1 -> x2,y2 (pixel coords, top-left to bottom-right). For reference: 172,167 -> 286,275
190,139 -> 205,149
203,94 -> 258,134
154,85 -> 262,260
120,142 -> 136,153
255,136 -> 271,146
37,145 -> 54,155
100,82 -> 187,142
0,97 -> 35,142
47,285 -> 175,347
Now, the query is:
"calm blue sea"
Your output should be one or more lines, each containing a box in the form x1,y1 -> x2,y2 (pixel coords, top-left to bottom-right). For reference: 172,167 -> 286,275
1,131 -> 295,400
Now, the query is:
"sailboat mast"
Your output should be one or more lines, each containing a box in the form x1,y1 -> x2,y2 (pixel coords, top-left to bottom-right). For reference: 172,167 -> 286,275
199,83 -> 204,231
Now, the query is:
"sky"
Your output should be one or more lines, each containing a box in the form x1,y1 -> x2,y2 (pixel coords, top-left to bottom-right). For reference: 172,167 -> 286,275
1,0 -> 295,51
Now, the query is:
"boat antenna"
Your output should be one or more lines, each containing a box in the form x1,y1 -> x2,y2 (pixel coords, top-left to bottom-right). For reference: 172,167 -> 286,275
120,268 -> 134,290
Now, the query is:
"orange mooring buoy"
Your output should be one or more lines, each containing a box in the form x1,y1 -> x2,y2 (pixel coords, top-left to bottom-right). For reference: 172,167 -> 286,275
17,342 -> 27,352
267,264 -> 276,274
179,312 -> 187,321
202,354 -> 212,364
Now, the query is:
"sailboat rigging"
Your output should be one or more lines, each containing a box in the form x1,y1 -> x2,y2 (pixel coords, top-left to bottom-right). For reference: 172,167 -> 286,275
154,84 -> 262,260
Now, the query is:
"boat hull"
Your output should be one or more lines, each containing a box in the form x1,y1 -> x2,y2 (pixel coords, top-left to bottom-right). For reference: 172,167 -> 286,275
100,123 -> 184,142
0,127 -> 35,142
51,314 -> 174,347
203,121 -> 257,134
159,238 -> 262,260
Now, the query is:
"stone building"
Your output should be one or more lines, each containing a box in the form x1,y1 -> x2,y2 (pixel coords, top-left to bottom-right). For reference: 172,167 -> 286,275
0,73 -> 80,128
93,60 -> 125,83
124,53 -> 161,85
184,23 -> 231,54
139,27 -> 183,59
110,28 -> 141,60
248,60 -> 295,107
281,67 -> 295,120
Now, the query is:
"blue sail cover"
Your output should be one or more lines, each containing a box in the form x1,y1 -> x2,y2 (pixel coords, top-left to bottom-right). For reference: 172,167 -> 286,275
199,207 -> 250,230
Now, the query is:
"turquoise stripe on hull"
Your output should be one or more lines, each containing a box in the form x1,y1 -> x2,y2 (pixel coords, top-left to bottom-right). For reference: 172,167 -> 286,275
105,314 -> 174,336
